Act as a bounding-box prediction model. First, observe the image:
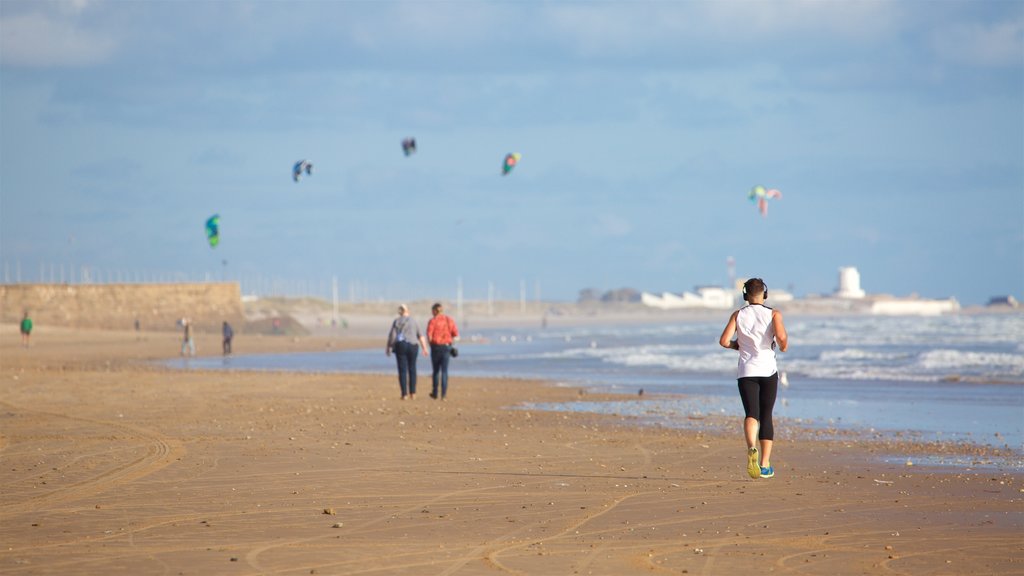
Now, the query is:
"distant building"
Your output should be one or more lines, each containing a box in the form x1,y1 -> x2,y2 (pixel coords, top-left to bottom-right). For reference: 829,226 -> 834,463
835,266 -> 866,299
601,287 -> 642,303
641,286 -> 735,310
695,286 -> 735,308
767,289 -> 795,303
641,282 -> 799,310
987,295 -> 1019,308
869,297 -> 959,316
820,266 -> 959,315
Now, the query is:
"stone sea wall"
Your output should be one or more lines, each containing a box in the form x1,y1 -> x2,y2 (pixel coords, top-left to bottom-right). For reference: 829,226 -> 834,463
0,283 -> 243,332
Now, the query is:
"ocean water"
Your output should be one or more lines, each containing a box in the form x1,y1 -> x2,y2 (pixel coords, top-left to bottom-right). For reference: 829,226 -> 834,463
178,314 -> 1024,464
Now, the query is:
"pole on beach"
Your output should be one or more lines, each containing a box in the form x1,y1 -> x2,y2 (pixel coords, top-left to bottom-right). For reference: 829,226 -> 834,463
457,276 -> 464,327
332,275 -> 339,328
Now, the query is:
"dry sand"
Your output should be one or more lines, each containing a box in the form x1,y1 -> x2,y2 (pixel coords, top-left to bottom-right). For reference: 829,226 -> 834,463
0,326 -> 1021,575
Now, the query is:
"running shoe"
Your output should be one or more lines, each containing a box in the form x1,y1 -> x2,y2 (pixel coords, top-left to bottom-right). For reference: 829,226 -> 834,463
747,447 -> 760,479
760,466 -> 774,478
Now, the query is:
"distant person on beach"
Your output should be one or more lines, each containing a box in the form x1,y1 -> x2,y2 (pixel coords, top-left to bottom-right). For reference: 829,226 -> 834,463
20,311 -> 32,347
719,277 -> 788,479
427,302 -> 460,400
386,304 -> 429,400
222,321 -> 234,356
180,318 -> 196,357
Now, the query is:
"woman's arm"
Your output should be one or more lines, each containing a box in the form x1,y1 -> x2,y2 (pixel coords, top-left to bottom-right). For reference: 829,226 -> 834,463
772,310 -> 788,352
719,311 -> 739,349
385,321 -> 396,356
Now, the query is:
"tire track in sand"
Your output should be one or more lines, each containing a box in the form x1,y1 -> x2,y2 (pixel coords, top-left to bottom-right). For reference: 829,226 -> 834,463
0,400 -> 185,515
244,480 -> 523,574
484,490 -> 642,574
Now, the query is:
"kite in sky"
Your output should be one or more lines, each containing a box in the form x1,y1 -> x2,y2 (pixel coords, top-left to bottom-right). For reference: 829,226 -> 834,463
205,214 -> 220,248
502,152 -> 521,176
749,185 -> 782,217
402,138 -> 417,156
293,160 -> 313,182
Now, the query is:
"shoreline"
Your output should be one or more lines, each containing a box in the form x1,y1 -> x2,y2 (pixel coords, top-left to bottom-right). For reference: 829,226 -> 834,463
516,397 -> 1024,472
160,322 -> 1024,465
1,327 -> 1021,574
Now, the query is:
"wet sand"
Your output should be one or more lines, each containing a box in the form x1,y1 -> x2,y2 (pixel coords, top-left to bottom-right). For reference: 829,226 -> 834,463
1,327 -> 1021,575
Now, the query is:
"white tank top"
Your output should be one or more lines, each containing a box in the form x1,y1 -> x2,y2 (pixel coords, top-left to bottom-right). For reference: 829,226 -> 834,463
735,304 -> 778,378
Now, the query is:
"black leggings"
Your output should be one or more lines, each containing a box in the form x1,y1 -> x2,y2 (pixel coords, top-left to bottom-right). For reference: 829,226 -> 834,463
737,373 -> 779,441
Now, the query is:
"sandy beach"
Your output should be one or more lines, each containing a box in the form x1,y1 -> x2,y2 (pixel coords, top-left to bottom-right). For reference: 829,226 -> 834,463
1,326 -> 1021,575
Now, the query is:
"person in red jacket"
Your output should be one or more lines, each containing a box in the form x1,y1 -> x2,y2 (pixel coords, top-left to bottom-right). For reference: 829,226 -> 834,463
426,302 -> 460,400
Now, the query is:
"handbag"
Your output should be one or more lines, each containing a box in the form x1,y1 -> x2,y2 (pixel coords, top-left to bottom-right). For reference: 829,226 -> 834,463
450,346 -> 459,358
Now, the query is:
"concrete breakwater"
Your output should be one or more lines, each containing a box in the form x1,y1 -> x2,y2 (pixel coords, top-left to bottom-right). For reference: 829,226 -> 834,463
0,283 -> 243,332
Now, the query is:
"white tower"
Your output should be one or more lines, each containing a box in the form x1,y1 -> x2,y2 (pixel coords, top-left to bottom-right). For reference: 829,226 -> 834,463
835,266 -> 866,299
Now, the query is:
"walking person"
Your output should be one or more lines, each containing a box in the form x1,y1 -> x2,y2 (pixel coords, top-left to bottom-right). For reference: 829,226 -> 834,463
222,321 -> 234,356
386,304 -> 429,400
719,278 -> 789,479
19,311 -> 32,347
426,302 -> 460,400
180,317 -> 196,357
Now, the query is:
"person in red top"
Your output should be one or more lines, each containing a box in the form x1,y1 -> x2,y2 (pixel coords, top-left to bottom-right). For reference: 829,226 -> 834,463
426,302 -> 459,400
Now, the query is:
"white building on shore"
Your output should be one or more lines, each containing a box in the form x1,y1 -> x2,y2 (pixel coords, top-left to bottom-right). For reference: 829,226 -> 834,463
868,297 -> 959,316
810,266 -> 959,315
641,286 -> 736,310
642,281 -> 794,311
835,266 -> 866,298
640,266 -> 957,315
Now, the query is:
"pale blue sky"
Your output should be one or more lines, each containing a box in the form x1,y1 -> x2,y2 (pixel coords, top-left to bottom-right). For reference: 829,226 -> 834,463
1,0 -> 1021,304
